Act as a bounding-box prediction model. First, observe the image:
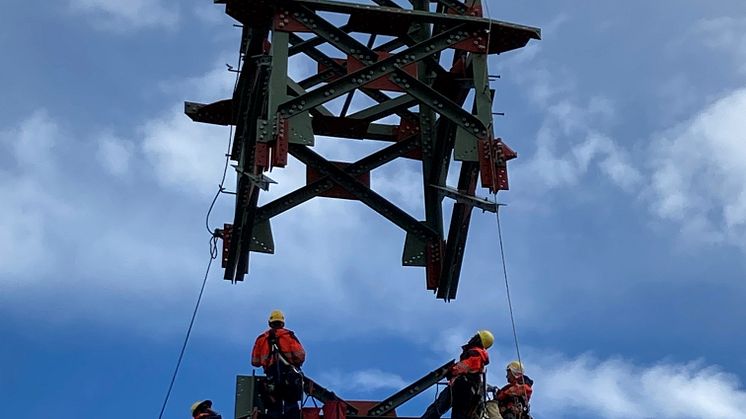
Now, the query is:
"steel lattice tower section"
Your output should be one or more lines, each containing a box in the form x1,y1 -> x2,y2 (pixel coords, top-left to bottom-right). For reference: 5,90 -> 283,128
186,0 -> 540,301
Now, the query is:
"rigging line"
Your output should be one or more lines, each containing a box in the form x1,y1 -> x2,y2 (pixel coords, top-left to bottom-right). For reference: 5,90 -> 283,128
157,236 -> 220,419
493,202 -> 529,401
494,203 -> 522,363
480,0 -> 518,357
205,40 -> 245,235
482,1 -> 529,403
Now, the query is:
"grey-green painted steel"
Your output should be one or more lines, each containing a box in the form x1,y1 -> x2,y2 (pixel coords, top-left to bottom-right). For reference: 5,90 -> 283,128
188,0 -> 539,297
289,144 -> 439,240
431,185 -> 496,213
367,359 -> 456,416
277,25 -> 474,119
234,362 -> 453,419
254,137 -> 420,224
235,375 -> 263,419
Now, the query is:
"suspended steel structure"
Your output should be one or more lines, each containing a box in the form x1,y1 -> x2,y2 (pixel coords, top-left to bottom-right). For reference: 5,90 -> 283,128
186,0 -> 540,301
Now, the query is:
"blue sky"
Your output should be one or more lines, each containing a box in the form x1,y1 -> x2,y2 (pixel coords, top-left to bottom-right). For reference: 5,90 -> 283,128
2,0 -> 746,418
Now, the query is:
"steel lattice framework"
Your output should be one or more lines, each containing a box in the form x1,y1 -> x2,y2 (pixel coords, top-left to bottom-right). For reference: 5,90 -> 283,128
187,0 -> 540,300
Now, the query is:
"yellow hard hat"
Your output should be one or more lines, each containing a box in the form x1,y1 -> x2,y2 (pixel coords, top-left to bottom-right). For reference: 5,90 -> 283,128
268,309 -> 285,324
477,330 -> 494,349
506,360 -> 524,375
191,400 -> 212,415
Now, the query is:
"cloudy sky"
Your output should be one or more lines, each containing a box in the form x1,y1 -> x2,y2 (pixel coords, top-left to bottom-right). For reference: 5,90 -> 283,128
2,1 -> 746,418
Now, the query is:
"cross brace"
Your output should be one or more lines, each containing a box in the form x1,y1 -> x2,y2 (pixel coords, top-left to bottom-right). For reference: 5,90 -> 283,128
188,0 -> 540,300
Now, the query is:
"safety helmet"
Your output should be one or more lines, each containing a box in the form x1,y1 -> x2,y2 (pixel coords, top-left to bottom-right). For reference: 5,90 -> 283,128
268,309 -> 285,324
506,360 -> 524,375
191,400 -> 212,415
477,330 -> 494,349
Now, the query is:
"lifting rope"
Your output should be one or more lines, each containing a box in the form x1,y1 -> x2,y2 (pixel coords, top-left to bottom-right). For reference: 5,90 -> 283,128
481,0 -> 530,411
157,38 -> 245,418
478,0 -> 524,368
157,236 -> 219,419
493,203 -> 526,384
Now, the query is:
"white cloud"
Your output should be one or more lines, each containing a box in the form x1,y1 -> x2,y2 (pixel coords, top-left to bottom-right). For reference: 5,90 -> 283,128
372,160 -> 426,215
316,341 -> 746,419
527,355 -> 746,419
319,369 -> 408,393
8,110 -> 59,174
141,60 -> 237,196
515,98 -> 642,193
647,87 -> 746,247
697,17 -> 746,74
97,133 -> 134,176
0,111 -> 70,277
68,0 -> 179,31
141,105 -> 229,196
496,23 -> 642,197
160,64 -> 236,103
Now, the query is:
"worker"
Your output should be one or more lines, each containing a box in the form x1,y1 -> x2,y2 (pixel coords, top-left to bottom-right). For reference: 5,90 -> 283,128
421,330 -> 494,419
251,310 -> 306,419
494,361 -> 533,419
191,400 -> 222,419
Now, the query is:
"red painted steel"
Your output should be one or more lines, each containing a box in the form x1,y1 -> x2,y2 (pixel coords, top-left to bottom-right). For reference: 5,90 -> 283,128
221,224 -> 233,268
274,10 -> 313,33
255,143 -> 270,172
346,53 -> 418,92
426,239 -> 445,290
272,117 -> 290,168
306,162 -> 371,200
453,30 -> 490,53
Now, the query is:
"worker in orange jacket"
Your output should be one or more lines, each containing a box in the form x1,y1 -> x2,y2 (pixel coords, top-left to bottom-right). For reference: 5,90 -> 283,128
191,400 -> 222,419
494,361 -> 533,419
251,310 -> 306,419
421,330 -> 494,419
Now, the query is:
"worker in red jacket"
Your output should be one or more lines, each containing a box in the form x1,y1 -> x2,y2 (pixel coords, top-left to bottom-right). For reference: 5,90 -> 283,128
191,400 -> 222,419
421,330 -> 494,419
251,310 -> 306,419
495,361 -> 533,419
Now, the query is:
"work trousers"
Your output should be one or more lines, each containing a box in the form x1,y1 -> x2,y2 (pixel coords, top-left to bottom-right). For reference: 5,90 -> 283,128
421,376 -> 481,419
262,364 -> 303,419
499,410 -> 530,419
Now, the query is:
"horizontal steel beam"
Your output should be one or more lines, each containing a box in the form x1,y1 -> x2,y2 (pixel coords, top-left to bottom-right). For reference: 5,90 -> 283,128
185,100 -> 232,126
430,184 -> 496,213
348,95 -> 418,122
291,0 -> 541,53
278,24 -> 471,118
312,116 -> 398,141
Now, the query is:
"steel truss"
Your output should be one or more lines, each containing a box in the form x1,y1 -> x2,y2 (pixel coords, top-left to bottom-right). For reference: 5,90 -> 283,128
187,0 -> 540,300
235,360 -> 456,419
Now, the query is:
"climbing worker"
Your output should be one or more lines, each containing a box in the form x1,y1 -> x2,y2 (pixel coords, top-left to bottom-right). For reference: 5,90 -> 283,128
251,310 -> 306,419
191,400 -> 222,419
421,330 -> 494,419
494,361 -> 533,419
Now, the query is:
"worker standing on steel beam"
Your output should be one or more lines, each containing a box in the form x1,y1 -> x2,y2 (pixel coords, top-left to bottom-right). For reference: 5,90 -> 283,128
251,310 -> 306,419
421,330 -> 494,419
493,361 -> 533,419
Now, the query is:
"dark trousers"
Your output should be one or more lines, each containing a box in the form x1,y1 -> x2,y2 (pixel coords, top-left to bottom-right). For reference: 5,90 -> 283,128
265,398 -> 300,419
500,408 -> 529,419
421,377 -> 481,419
262,365 -> 303,419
